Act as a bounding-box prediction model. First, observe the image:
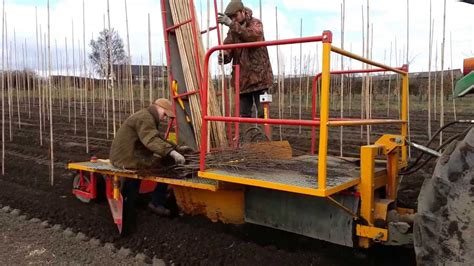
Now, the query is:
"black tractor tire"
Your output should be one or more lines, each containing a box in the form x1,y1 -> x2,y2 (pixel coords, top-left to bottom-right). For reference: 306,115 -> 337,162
414,128 -> 474,265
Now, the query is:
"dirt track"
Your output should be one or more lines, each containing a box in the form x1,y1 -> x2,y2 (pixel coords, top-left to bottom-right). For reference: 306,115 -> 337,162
0,207 -> 154,265
0,96 -> 471,265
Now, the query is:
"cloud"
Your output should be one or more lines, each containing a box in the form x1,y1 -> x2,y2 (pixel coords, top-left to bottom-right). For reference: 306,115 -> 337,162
3,0 -> 165,73
1,0 -> 473,77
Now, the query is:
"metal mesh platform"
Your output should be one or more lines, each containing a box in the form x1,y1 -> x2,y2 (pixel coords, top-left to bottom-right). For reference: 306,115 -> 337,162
199,155 -> 377,196
68,161 -> 219,191
70,161 -> 137,174
205,168 -> 357,190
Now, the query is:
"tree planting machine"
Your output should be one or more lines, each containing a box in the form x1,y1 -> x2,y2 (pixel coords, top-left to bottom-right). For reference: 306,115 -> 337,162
68,1 -> 474,264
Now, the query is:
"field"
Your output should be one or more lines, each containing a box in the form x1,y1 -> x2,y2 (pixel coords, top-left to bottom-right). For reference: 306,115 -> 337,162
0,84 -> 471,265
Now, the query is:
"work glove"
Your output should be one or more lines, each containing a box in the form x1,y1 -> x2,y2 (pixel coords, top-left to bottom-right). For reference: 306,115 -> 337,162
217,13 -> 232,27
175,145 -> 195,154
169,150 -> 185,165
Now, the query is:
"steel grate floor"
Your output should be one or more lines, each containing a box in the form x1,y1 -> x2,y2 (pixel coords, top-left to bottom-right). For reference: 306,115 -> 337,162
204,155 -> 372,190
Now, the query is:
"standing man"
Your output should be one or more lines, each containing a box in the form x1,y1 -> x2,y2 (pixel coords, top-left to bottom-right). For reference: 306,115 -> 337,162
217,0 -> 273,119
109,98 -> 188,227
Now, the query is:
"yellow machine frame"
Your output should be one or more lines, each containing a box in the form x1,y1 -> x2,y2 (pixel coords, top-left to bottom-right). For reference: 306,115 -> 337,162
68,31 -> 411,248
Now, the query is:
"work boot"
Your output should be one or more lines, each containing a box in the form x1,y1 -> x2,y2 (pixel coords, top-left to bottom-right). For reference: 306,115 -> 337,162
147,203 -> 171,217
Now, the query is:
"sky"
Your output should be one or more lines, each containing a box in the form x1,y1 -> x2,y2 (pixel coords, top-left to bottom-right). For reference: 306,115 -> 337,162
1,0 -> 473,76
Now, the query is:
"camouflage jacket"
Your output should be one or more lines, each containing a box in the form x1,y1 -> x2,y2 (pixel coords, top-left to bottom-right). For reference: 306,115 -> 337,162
109,106 -> 174,169
222,8 -> 274,94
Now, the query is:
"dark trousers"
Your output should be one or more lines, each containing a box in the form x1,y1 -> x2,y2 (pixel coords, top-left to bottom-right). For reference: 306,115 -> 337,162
122,179 -> 168,207
240,89 -> 267,118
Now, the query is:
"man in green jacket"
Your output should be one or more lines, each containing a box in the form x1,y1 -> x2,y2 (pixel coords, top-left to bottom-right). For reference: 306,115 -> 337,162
110,98 -> 187,218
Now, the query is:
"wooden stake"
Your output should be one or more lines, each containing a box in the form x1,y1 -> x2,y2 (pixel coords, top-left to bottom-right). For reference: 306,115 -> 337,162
449,31 -> 456,120
340,0 -> 345,157
298,18 -> 303,133
275,6 -> 282,140
348,43 -> 352,116
14,29 -> 20,129
6,15 -> 12,142
82,0 -> 89,153
47,0 -> 54,185
427,0 -> 432,139
360,5 -> 365,139
434,39 -> 437,121
289,46 -> 292,116
55,39 -> 61,114
1,0 -> 5,175
65,37 -> 70,123
440,0 -> 446,144
365,1 -> 370,144
24,39 -> 31,118
148,13 -> 153,104
124,0 -> 134,113
72,19 -> 77,135
406,0 -> 411,158
140,56 -> 144,107
107,0 -> 116,136
387,41 -> 393,117
34,7 -> 43,146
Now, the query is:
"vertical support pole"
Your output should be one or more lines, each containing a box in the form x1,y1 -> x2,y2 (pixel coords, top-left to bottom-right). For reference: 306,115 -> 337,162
113,175 -> 120,200
165,118 -> 174,140
89,172 -> 97,199
317,31 -> 332,191
233,65 -> 240,148
223,85 -> 231,145
401,70 -> 409,164
106,175 -> 113,199
263,102 -> 271,140
386,149 -> 399,200
359,144 -> 379,248
160,0 -> 178,141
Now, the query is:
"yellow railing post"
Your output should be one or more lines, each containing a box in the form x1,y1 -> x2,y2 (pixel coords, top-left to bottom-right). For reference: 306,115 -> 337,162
113,175 -> 120,200
317,31 -> 332,191
359,144 -> 379,248
401,69 -> 409,163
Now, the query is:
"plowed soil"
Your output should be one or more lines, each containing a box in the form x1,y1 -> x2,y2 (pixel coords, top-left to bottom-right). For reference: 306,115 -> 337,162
0,96 -> 471,265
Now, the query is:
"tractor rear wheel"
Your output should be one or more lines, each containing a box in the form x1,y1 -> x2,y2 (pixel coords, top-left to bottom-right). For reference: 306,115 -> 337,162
414,128 -> 474,265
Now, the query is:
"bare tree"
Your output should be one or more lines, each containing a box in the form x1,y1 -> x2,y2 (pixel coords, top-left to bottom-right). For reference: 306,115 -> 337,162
89,28 -> 127,77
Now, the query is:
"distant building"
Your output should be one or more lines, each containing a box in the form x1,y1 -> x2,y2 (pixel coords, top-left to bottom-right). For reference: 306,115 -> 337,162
112,64 -> 167,83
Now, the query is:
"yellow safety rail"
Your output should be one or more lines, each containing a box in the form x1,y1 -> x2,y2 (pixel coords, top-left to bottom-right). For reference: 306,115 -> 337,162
316,40 -> 409,192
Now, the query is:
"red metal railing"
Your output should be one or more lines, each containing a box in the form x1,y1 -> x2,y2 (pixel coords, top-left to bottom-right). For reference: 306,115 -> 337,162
199,34 -> 327,170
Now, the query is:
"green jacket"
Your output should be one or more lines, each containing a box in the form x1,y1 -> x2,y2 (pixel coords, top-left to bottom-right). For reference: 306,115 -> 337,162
109,107 -> 175,169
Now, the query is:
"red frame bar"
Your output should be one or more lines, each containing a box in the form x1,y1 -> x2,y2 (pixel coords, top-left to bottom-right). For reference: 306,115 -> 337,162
200,35 -> 326,171
172,89 -> 200,99
161,0 -> 180,142
165,118 -> 174,139
201,26 -> 218,34
206,116 -> 322,126
310,67 -> 405,154
166,19 -> 192,32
